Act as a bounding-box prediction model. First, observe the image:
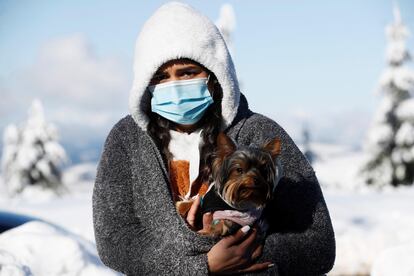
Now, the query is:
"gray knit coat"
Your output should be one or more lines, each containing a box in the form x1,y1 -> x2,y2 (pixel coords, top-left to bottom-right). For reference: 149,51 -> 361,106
92,93 -> 336,276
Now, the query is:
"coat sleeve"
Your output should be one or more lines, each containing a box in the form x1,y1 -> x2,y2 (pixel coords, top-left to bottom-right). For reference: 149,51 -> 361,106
240,114 -> 336,276
92,123 -> 209,275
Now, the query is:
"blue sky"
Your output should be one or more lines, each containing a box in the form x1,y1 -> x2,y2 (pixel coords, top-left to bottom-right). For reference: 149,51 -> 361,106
1,0 -> 414,154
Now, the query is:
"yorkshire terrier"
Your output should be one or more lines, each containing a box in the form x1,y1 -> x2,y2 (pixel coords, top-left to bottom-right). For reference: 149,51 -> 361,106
198,132 -> 283,237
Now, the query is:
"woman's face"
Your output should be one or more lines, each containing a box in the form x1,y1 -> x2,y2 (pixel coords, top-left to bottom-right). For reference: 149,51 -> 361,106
149,59 -> 209,86
149,59 -> 215,132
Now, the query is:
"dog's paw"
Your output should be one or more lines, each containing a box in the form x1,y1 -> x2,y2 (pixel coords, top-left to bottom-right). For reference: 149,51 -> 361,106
208,219 -> 237,236
176,200 -> 194,217
196,219 -> 226,237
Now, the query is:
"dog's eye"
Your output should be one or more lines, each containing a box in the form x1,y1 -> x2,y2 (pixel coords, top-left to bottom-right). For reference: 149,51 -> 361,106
236,167 -> 243,174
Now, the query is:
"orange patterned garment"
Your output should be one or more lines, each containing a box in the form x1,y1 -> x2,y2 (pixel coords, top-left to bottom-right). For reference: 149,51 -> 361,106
168,159 -> 209,202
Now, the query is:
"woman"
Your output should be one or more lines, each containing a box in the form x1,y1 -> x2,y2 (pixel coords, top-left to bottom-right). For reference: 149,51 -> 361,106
92,2 -> 335,275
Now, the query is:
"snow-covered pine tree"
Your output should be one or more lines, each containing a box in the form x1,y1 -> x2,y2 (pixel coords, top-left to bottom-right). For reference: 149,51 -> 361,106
215,3 -> 236,56
0,99 -> 68,195
361,4 -> 414,187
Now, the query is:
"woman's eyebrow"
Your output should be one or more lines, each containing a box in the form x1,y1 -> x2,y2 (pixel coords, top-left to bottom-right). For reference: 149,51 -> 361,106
176,65 -> 202,73
154,70 -> 168,76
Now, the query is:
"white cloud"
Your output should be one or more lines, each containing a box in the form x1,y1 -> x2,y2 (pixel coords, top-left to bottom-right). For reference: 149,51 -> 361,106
27,33 -> 130,108
2,33 -> 131,134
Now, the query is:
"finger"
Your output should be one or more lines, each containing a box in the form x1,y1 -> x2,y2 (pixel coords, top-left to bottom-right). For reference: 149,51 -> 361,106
186,196 -> 200,227
236,262 -> 273,274
223,225 -> 251,246
239,228 -> 257,249
202,212 -> 213,231
251,244 -> 263,260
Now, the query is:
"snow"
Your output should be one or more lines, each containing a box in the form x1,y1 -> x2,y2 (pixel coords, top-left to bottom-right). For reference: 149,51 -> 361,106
371,241 -> 414,276
385,3 -> 411,66
1,146 -> 414,275
324,187 -> 414,275
397,98 -> 414,121
311,143 -> 366,191
0,163 -> 121,276
379,67 -> 414,92
363,96 -> 394,151
0,221 -> 119,276
312,145 -> 414,275
0,163 -> 97,242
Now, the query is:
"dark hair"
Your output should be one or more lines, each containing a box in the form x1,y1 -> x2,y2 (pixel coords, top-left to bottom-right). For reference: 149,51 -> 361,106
147,65 -> 223,188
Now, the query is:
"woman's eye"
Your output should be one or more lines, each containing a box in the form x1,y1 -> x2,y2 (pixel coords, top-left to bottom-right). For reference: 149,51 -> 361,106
151,74 -> 167,83
182,71 -> 196,78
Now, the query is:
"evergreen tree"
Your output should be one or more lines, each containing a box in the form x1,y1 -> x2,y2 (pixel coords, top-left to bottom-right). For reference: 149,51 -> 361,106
302,124 -> 315,164
1,99 -> 67,195
361,4 -> 414,187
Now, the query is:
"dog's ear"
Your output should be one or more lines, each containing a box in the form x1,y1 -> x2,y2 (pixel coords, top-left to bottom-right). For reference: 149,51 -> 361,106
216,132 -> 236,159
262,137 -> 281,159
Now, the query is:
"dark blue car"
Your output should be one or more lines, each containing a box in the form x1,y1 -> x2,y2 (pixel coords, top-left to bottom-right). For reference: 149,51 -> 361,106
0,210 -> 41,234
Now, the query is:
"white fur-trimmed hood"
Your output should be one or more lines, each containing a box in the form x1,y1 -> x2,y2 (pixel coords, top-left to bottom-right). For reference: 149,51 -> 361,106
128,2 -> 241,131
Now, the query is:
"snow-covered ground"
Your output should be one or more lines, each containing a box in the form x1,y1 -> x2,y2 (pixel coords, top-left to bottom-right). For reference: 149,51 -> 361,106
0,163 -> 98,243
1,146 -> 414,275
0,221 -> 119,276
313,143 -> 414,276
0,163 -> 121,276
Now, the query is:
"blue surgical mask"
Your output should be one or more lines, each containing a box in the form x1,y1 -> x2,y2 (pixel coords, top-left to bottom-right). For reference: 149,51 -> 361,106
148,77 -> 214,125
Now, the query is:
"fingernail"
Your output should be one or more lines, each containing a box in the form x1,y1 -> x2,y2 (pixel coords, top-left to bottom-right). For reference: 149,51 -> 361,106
268,263 -> 275,268
241,225 -> 250,234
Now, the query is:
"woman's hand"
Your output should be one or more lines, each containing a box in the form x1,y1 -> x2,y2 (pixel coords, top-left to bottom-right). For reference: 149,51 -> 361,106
186,196 -> 273,274
207,226 -> 273,274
